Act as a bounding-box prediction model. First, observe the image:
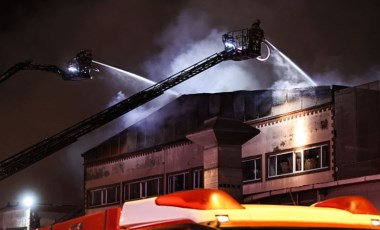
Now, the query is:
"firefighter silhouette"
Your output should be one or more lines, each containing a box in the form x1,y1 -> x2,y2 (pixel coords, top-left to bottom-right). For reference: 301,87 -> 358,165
248,20 -> 264,54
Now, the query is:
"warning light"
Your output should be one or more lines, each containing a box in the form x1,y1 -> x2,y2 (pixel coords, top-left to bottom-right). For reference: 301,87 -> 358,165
371,219 -> 380,226
312,196 -> 379,215
155,189 -> 244,210
216,215 -> 230,223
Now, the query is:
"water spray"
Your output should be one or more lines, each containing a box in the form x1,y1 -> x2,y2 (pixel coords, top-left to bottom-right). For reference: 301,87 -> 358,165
265,40 -> 317,86
256,42 -> 271,62
93,60 -> 157,85
92,60 -> 181,97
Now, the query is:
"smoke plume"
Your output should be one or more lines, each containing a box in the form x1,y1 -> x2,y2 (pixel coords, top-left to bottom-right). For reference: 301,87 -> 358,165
143,10 -> 320,93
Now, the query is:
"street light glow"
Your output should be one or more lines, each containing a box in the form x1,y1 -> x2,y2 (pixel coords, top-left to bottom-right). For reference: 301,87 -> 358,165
21,194 -> 36,208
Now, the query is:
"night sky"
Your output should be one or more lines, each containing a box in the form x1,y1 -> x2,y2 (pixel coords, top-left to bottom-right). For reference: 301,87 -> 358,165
0,0 -> 379,207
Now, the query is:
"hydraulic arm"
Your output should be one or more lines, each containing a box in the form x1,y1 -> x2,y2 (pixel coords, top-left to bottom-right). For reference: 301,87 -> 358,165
0,50 -> 97,83
0,21 -> 264,180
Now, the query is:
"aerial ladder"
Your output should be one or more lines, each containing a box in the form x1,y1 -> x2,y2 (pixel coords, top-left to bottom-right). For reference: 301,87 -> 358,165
0,49 -> 98,83
0,21 -> 265,181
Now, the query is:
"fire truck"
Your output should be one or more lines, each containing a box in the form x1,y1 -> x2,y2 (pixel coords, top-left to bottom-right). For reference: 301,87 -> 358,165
36,189 -> 380,230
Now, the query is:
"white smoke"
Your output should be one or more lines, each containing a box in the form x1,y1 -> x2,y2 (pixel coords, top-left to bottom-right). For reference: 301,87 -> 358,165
264,40 -> 318,89
268,49 -> 314,89
313,68 -> 380,87
143,10 -> 269,93
106,82 -> 179,132
110,91 -> 127,105
143,10 -> 318,93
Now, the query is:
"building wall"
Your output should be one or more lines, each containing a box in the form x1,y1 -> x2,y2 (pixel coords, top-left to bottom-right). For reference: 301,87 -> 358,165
0,207 -> 30,230
334,81 -> 380,179
84,87 -> 333,164
85,141 -> 204,213
325,177 -> 380,208
242,106 -> 334,196
86,142 -> 202,187
83,87 -> 337,211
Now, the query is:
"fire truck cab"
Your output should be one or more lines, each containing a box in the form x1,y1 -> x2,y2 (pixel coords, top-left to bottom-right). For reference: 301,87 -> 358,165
38,189 -> 380,230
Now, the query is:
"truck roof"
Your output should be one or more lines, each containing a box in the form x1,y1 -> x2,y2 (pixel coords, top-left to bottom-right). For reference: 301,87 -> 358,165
120,189 -> 380,229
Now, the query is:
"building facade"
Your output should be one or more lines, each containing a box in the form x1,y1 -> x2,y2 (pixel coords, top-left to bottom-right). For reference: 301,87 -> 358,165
83,81 -> 380,213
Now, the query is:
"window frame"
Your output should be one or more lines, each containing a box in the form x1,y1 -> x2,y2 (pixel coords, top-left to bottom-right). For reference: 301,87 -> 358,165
123,176 -> 163,201
167,171 -> 191,193
193,168 -> 204,189
87,184 -> 120,208
242,157 -> 262,182
167,168 -> 204,194
266,143 -> 330,179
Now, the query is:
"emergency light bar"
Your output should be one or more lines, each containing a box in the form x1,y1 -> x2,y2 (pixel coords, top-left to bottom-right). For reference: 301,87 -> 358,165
155,189 -> 244,210
120,189 -> 380,230
312,195 -> 379,215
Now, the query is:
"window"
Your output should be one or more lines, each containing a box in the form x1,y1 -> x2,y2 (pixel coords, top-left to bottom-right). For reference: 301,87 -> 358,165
304,147 -> 321,170
167,169 -> 203,193
90,190 -> 102,206
242,158 -> 262,182
106,186 -> 118,204
277,152 -> 293,175
268,144 -> 329,178
193,169 -> 204,189
87,184 -> 120,208
168,172 -> 191,193
124,177 -> 162,201
268,152 -> 293,177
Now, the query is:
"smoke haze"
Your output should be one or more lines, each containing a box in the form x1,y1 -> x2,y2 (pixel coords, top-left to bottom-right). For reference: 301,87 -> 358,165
143,10 -> 325,94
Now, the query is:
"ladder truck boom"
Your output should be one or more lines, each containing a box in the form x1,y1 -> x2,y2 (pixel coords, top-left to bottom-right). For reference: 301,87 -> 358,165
0,49 -> 98,83
0,21 -> 265,181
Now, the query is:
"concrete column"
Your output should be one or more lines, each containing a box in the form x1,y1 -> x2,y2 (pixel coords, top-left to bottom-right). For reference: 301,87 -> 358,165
186,117 -> 260,202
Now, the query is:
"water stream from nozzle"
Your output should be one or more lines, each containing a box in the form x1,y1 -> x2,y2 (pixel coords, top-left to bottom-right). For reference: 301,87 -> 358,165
90,60 -> 181,132
92,60 -> 181,96
265,40 -> 317,86
92,60 -> 157,85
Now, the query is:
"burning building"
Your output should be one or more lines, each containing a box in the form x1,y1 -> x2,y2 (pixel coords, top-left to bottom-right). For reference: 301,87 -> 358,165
83,80 -> 380,213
